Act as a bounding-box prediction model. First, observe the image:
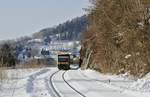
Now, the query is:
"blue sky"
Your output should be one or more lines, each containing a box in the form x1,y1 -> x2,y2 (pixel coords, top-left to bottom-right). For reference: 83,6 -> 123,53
0,0 -> 89,40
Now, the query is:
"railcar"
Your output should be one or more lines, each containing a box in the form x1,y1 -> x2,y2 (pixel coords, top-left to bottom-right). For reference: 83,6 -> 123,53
58,54 -> 70,70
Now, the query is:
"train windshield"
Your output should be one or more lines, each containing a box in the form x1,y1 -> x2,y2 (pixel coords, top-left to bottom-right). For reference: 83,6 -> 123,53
58,55 -> 70,62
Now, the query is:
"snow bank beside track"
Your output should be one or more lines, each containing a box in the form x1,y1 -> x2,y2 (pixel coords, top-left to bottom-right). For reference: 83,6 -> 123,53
81,69 -> 150,97
131,73 -> 150,92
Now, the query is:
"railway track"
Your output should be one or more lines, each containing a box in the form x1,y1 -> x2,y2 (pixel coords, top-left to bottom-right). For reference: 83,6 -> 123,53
50,70 -> 86,97
62,71 -> 86,97
49,70 -> 61,97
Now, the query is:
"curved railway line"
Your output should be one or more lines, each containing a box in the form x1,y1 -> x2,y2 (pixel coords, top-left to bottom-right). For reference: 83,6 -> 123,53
62,71 -> 86,97
49,70 -> 61,97
49,70 -> 86,97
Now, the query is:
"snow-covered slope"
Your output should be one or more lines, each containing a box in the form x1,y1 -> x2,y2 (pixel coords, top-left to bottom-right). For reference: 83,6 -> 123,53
131,73 -> 150,92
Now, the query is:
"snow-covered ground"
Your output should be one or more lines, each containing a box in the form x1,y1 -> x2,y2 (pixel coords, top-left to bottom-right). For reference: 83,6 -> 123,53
0,67 -> 150,97
80,69 -> 150,97
0,68 -> 57,97
131,73 -> 150,92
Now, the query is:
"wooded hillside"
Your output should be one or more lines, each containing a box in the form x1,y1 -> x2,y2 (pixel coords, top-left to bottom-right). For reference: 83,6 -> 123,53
33,15 -> 88,40
81,0 -> 150,77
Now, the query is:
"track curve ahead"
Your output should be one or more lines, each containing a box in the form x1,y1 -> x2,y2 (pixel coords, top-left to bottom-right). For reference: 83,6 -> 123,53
62,71 -> 86,97
49,70 -> 61,97
50,70 -> 86,97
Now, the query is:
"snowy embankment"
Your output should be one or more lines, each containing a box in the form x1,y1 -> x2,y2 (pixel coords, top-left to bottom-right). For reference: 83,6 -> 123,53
0,67 -> 57,97
64,70 -> 132,97
81,69 -> 134,89
63,69 -> 150,97
131,73 -> 150,92
80,69 -> 150,97
0,68 -> 41,97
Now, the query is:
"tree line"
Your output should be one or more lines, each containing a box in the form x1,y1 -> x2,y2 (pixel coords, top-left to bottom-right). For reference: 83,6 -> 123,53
0,43 -> 17,68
